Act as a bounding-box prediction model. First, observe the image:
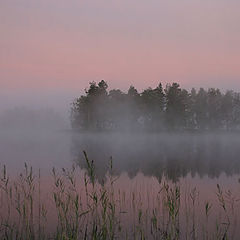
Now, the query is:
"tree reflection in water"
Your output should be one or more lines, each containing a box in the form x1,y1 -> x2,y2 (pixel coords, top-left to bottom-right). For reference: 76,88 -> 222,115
71,132 -> 240,182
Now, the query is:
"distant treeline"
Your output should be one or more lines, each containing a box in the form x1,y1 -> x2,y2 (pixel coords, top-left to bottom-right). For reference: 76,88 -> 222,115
71,80 -> 240,131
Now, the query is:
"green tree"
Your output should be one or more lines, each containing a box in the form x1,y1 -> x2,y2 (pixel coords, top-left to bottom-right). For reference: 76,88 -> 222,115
194,88 -> 208,130
141,83 -> 165,130
188,88 -> 197,129
232,92 -> 240,129
127,85 -> 141,129
71,80 -> 109,130
71,80 -> 240,132
207,88 -> 222,129
108,89 -> 128,129
71,95 -> 88,129
221,90 -> 234,130
165,83 -> 189,130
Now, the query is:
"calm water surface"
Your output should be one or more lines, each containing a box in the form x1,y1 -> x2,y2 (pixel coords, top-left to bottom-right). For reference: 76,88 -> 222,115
2,130 -> 240,179
1,129 -> 240,238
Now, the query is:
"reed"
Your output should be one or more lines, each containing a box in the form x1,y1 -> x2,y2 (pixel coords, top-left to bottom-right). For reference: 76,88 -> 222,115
0,154 -> 239,240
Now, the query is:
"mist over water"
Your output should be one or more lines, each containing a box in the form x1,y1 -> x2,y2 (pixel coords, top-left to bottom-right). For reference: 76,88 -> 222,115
72,132 -> 240,182
0,89 -> 77,171
1,104 -> 240,182
0,106 -> 71,173
1,98 -> 240,239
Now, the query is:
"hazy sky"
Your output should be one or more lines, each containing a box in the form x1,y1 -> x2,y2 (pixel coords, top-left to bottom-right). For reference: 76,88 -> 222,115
1,0 -> 240,106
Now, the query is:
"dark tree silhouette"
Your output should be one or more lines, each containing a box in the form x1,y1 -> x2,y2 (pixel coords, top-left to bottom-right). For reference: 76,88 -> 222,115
141,83 -> 165,130
71,80 -> 240,131
165,83 -> 189,130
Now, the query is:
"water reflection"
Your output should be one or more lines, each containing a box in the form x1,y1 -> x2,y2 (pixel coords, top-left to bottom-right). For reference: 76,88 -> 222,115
1,130 -> 240,238
71,133 -> 240,182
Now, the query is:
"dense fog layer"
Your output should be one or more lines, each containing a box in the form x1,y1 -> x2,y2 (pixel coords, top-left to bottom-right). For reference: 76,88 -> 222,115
0,107 -> 67,131
72,132 -> 240,182
0,107 -> 71,172
1,87 -> 240,181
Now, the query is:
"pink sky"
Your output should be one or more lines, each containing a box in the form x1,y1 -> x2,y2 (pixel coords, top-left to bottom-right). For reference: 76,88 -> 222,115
1,0 -> 240,93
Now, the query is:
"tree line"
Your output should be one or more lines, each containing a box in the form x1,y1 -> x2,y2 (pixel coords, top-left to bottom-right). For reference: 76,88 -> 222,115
71,80 -> 240,131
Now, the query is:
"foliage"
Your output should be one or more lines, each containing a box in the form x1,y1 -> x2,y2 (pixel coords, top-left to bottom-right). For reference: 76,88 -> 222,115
71,80 -> 240,131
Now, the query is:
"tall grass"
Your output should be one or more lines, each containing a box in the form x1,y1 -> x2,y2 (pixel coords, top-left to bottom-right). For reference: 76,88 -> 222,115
0,153 -> 239,239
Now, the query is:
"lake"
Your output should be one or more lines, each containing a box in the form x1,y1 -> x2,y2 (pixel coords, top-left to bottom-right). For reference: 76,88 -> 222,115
1,129 -> 240,239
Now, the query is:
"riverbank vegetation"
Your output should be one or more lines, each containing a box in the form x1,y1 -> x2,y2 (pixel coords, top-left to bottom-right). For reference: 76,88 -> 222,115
0,152 -> 239,239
